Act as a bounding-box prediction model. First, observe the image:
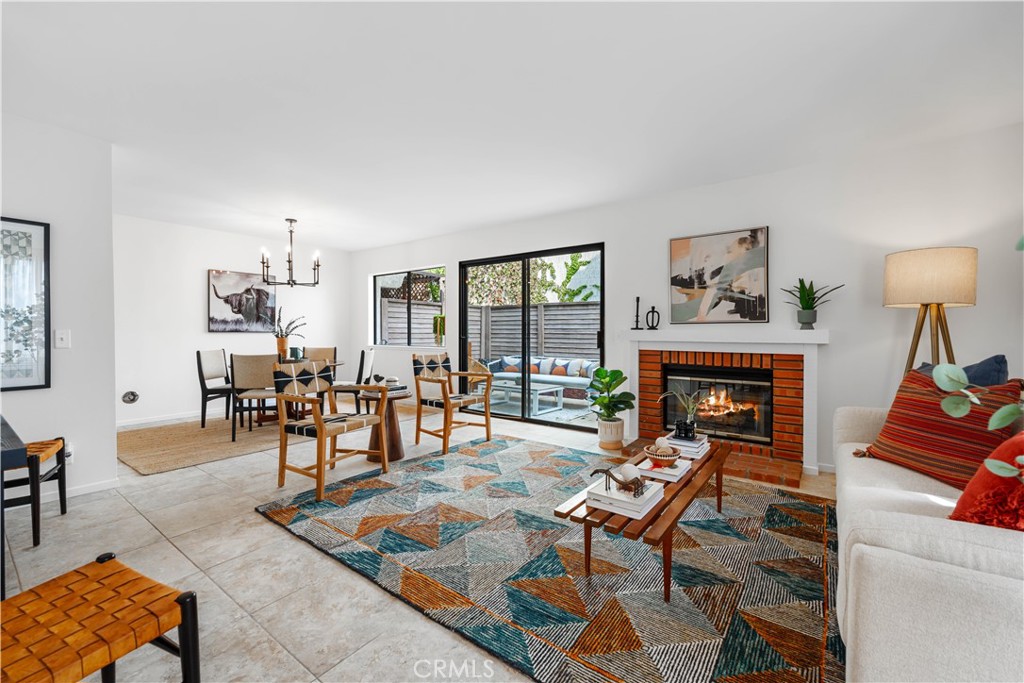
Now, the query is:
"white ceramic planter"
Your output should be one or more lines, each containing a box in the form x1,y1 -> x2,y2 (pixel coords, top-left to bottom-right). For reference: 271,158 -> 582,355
597,417 -> 625,450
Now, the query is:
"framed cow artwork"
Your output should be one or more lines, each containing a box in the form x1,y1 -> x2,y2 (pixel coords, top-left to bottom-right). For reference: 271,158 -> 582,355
208,270 -> 276,332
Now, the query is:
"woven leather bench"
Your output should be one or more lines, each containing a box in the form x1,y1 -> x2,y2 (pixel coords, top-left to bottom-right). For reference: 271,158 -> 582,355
0,553 -> 199,683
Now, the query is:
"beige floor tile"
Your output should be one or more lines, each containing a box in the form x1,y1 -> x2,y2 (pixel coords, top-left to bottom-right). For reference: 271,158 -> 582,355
143,489 -> 262,538
252,569 -> 407,676
205,536 -> 342,613
171,511 -> 288,570
120,470 -> 240,513
116,538 -> 202,586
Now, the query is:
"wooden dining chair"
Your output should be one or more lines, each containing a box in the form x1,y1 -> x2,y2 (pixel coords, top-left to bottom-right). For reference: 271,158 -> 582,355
303,346 -> 337,362
412,352 -> 492,454
273,360 -> 390,501
229,353 -> 278,442
196,349 -> 232,428
335,348 -> 375,414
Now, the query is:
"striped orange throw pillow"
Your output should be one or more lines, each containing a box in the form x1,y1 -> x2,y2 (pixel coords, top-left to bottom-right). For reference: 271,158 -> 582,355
866,370 -> 1023,490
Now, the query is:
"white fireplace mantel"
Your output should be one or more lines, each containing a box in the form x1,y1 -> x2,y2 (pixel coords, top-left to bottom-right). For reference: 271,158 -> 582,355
623,326 -> 829,475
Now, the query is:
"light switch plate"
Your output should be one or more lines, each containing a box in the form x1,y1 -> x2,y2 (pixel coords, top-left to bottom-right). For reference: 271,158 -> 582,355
55,329 -> 71,348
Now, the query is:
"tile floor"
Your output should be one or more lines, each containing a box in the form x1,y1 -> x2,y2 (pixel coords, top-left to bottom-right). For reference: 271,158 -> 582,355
2,405 -> 834,682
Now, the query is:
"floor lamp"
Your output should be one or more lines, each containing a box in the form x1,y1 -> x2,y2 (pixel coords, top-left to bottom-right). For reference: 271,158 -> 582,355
884,246 -> 977,374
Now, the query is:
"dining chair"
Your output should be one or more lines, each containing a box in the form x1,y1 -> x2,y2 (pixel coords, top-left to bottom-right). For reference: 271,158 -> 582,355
335,348 -> 375,414
412,352 -> 492,454
273,360 -> 390,501
229,353 -> 279,442
303,346 -> 337,362
1,437 -> 66,547
196,349 -> 232,428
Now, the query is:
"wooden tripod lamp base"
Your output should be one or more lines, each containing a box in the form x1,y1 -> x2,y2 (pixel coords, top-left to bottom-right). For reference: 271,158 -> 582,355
903,303 -> 957,375
884,246 -> 977,376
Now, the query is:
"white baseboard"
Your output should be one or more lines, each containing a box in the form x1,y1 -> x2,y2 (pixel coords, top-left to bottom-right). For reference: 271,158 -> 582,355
4,477 -> 120,509
802,465 -> 819,476
816,463 -> 836,474
117,409 -> 203,428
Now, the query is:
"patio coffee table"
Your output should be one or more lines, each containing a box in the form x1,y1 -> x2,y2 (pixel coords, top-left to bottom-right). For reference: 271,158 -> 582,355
554,438 -> 731,602
489,379 -> 564,416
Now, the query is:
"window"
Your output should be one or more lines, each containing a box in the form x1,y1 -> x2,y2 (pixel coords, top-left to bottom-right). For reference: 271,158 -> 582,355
373,267 -> 446,346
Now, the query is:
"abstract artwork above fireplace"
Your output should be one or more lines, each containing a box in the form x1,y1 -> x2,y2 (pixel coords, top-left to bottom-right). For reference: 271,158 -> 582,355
669,226 -> 768,324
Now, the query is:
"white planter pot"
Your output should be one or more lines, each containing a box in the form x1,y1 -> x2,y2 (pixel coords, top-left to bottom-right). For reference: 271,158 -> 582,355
597,417 -> 625,450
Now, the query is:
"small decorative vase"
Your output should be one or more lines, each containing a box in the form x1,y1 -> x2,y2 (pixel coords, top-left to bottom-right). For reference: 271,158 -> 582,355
674,418 -> 697,440
797,309 -> 817,330
276,336 -> 288,359
597,417 -> 625,450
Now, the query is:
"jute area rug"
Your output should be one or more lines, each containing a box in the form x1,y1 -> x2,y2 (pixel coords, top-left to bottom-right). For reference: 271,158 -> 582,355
258,436 -> 845,682
118,416 -> 278,475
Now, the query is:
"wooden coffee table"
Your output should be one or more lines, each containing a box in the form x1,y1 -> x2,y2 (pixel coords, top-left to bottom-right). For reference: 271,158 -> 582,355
554,439 -> 731,602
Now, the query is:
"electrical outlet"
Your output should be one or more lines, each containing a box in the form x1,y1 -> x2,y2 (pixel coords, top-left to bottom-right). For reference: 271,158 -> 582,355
55,329 -> 71,348
64,442 -> 74,463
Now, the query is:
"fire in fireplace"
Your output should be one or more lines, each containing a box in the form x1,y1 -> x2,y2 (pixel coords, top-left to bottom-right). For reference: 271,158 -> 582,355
663,365 -> 772,444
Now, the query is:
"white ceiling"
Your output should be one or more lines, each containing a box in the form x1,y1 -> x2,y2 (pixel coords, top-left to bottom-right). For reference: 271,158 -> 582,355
3,2 -> 1021,251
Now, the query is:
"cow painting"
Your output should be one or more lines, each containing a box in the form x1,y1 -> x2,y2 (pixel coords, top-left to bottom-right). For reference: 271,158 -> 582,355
208,270 -> 276,332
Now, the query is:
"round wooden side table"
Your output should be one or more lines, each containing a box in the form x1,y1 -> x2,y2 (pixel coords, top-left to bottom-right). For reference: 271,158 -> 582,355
360,388 -> 412,462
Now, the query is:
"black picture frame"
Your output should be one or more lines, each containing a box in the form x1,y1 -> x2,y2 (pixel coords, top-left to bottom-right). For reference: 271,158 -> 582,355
669,226 -> 769,324
1,216 -> 51,391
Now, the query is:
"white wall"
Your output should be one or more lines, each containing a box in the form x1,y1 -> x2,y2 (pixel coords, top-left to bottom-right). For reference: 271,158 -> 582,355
348,124 -> 1024,470
1,115 -> 118,496
113,215 -> 351,425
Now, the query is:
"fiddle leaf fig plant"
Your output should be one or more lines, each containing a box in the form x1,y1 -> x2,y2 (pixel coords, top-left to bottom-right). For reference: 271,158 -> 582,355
588,367 -> 636,421
933,362 -> 1023,481
781,278 -> 844,310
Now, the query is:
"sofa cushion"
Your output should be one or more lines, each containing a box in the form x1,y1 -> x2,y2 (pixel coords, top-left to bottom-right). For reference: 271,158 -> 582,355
950,432 -> 1024,531
917,354 -> 1009,387
864,370 -> 1022,489
537,357 -> 554,375
499,355 -> 521,373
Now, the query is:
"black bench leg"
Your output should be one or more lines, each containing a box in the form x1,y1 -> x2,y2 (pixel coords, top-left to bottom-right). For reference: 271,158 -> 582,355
101,662 -> 116,683
57,443 -> 67,516
176,591 -> 201,683
28,455 -> 41,547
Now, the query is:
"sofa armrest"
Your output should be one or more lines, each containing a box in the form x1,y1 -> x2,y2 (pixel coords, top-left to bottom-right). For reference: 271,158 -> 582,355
846,544 -> 1023,682
833,406 -> 886,453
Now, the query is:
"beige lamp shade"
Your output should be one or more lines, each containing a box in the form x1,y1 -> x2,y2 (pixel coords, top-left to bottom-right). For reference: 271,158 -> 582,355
883,247 -> 977,308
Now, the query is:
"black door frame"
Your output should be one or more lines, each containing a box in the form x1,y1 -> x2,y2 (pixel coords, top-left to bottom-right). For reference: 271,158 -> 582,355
458,242 -> 605,432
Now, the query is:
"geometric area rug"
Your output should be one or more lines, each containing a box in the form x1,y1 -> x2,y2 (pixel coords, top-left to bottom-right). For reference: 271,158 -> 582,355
256,436 -> 846,682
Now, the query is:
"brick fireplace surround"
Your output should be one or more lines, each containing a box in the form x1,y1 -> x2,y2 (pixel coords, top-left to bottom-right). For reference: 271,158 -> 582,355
637,349 -> 806,487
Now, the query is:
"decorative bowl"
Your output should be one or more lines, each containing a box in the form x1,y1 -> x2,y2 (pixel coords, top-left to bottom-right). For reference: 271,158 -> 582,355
644,444 -> 681,467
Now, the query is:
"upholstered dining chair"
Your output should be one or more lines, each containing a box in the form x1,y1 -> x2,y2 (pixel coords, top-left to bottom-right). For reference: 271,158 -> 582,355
412,352 -> 492,454
229,353 -> 279,442
303,346 -> 337,363
196,349 -> 232,428
273,360 -> 389,501
335,348 -> 375,414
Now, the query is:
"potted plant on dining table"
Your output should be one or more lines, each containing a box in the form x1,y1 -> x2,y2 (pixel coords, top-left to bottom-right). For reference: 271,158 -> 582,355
273,308 -> 306,359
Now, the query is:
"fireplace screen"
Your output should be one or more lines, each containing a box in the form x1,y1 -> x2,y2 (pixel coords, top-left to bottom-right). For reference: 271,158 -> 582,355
664,365 -> 772,444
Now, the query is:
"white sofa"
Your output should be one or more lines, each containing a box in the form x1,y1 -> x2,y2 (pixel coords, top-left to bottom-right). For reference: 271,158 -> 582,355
834,406 -> 1023,683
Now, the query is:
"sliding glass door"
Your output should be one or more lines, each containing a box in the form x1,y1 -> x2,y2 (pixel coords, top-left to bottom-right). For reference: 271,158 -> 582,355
460,244 -> 603,430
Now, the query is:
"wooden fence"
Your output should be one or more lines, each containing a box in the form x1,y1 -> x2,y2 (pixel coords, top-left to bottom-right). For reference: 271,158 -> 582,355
380,300 -> 600,359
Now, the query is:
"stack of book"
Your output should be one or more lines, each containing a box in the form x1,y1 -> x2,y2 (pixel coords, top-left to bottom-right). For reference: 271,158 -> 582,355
638,457 -> 691,483
667,433 -> 710,459
585,479 -> 664,519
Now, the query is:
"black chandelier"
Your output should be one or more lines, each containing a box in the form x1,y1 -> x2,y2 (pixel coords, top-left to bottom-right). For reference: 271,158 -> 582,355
260,219 -> 320,288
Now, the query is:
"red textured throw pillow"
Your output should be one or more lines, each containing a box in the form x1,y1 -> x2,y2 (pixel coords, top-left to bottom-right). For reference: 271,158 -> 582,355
950,433 -> 1024,530
865,371 -> 1022,490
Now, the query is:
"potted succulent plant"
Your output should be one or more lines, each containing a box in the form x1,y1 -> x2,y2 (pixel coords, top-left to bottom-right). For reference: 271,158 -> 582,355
273,308 -> 306,359
781,278 -> 844,330
588,367 -> 636,450
659,389 -> 705,440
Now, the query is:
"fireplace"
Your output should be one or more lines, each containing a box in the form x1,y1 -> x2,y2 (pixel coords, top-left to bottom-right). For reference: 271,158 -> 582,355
637,349 -> 806,487
664,365 -> 772,444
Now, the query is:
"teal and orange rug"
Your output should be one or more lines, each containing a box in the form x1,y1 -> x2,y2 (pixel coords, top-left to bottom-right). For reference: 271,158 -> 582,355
256,436 -> 845,682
